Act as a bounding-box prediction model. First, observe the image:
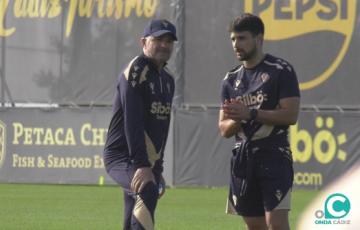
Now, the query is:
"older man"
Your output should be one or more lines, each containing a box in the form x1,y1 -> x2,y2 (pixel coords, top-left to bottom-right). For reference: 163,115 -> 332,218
104,19 -> 177,230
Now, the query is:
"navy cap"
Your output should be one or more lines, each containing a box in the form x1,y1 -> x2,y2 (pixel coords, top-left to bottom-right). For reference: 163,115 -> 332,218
143,19 -> 177,41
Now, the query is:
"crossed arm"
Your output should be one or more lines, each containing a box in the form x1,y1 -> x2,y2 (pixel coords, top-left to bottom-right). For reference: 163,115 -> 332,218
218,97 -> 300,138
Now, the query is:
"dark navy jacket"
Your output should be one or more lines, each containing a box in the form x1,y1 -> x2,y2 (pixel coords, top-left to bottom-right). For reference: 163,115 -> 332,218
221,54 -> 300,149
104,54 -> 174,175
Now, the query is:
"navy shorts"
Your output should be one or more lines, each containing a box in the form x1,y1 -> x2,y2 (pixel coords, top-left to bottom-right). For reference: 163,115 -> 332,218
106,162 -> 162,193
227,148 -> 294,217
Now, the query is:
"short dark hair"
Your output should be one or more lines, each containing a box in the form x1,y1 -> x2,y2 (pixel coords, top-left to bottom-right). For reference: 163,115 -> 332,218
228,13 -> 264,36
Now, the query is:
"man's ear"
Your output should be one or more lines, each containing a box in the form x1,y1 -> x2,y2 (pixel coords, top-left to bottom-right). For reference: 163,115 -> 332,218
256,34 -> 264,46
140,37 -> 146,47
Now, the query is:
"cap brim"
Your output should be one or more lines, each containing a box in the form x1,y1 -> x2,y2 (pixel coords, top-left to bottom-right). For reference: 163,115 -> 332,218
151,30 -> 178,41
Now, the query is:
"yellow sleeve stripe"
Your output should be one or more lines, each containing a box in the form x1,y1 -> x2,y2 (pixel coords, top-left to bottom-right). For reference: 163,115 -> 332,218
123,56 -> 139,80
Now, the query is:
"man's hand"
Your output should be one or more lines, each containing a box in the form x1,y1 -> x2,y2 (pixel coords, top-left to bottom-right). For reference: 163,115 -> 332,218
222,99 -> 250,121
158,175 -> 166,198
131,167 -> 155,194
223,97 -> 300,126
219,99 -> 244,138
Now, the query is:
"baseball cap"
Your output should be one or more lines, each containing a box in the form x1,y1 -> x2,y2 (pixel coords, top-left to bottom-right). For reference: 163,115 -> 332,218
143,19 -> 177,41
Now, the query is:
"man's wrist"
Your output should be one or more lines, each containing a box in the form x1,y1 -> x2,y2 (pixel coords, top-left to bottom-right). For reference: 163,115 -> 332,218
133,161 -> 151,170
248,108 -> 258,121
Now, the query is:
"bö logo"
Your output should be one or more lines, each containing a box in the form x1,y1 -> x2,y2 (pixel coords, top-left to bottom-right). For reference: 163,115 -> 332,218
240,0 -> 356,90
290,116 -> 347,164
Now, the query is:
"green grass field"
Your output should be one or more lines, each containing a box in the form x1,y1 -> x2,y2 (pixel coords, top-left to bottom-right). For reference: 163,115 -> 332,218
0,184 -> 318,230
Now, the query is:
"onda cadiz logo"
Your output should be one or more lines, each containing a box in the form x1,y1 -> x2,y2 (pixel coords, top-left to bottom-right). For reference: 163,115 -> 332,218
0,119 -> 6,168
314,193 -> 351,225
241,0 -> 356,90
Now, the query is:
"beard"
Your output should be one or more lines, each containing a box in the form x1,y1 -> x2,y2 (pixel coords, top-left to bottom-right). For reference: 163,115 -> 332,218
236,46 -> 257,61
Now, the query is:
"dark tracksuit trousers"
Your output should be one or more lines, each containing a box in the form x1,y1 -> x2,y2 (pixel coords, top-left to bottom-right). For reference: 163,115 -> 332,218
107,163 -> 159,230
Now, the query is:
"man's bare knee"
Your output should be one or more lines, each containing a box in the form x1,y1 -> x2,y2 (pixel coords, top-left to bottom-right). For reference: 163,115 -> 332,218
266,210 -> 290,230
267,221 -> 289,230
243,216 -> 267,230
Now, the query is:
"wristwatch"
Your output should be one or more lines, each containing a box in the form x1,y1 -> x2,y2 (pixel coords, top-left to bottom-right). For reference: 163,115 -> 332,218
249,108 -> 258,121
